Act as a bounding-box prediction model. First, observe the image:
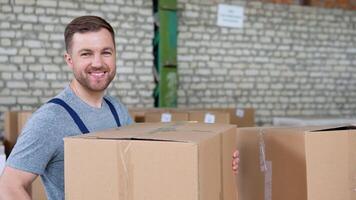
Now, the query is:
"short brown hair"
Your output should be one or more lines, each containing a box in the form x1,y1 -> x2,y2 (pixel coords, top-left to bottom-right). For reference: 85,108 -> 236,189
64,15 -> 115,52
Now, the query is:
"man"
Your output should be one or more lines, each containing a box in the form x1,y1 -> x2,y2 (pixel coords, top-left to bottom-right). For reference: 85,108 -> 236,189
0,16 -> 133,200
0,15 -> 240,200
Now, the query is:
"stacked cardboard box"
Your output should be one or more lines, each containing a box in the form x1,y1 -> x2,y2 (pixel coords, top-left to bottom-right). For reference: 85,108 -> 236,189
128,108 -> 158,123
188,111 -> 230,124
236,126 -> 356,200
4,111 -> 32,157
64,122 -> 237,200
4,111 -> 47,200
145,110 -> 189,122
129,107 -> 254,127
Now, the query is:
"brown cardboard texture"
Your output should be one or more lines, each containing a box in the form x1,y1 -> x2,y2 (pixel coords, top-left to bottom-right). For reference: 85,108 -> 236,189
208,108 -> 255,127
144,111 -> 189,122
17,112 -> 32,131
128,108 -> 162,123
189,111 -> 230,124
4,111 -> 19,156
4,111 -> 33,156
236,126 -> 356,200
228,108 -> 254,127
65,122 -> 237,200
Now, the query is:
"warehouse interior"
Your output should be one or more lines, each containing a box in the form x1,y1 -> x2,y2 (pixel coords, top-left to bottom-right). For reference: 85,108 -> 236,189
0,0 -> 356,199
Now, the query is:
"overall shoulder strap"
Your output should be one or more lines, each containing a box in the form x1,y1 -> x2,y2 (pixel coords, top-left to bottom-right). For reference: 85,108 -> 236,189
48,98 -> 90,134
103,97 -> 121,127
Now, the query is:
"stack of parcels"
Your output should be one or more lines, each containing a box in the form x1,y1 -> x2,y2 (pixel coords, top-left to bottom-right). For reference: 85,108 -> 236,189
236,125 -> 356,200
64,122 -> 237,200
4,111 -> 47,200
4,111 -> 32,156
129,107 -> 255,127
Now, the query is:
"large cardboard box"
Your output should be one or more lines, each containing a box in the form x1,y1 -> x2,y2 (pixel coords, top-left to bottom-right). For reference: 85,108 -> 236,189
64,122 -> 237,200
236,126 -> 356,200
4,111 -> 47,200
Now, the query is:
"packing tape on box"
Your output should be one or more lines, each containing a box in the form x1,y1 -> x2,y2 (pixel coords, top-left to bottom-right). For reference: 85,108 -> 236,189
259,129 -> 267,172
117,142 -> 134,200
258,129 -> 272,200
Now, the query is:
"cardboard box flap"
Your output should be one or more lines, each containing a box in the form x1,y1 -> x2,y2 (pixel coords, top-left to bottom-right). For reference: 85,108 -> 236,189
309,125 -> 356,132
67,122 -> 221,143
257,125 -> 350,135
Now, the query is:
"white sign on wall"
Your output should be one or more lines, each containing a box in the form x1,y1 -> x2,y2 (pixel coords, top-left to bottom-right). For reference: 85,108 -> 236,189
217,4 -> 244,28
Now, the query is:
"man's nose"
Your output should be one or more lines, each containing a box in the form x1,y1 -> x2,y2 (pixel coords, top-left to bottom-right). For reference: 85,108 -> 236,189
91,54 -> 103,67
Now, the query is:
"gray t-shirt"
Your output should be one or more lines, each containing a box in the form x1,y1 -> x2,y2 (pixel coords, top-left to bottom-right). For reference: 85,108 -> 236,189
6,86 -> 133,200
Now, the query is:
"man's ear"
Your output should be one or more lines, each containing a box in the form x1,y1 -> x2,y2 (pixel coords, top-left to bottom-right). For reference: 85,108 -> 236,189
64,52 -> 74,69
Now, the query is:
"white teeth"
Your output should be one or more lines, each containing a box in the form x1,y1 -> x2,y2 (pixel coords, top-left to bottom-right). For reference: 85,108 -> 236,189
90,72 -> 106,78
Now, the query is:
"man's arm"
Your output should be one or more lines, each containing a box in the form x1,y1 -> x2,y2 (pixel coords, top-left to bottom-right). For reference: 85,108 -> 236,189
0,166 -> 37,200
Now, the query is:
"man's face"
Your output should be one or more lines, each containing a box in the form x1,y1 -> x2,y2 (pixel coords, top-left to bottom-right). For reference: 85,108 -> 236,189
64,28 -> 116,92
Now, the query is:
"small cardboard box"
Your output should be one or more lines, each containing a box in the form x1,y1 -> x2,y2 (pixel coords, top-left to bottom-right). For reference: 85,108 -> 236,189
64,122 -> 237,200
144,111 -> 189,123
208,108 -> 255,127
128,107 -> 254,127
236,125 -> 356,200
188,111 -> 230,124
128,108 -> 162,123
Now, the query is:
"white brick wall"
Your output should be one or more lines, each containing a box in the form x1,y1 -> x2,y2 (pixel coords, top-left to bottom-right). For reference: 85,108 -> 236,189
0,0 -> 154,134
178,0 -> 356,125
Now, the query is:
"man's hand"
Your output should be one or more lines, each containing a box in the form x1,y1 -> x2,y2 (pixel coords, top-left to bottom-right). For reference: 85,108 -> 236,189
232,149 -> 239,175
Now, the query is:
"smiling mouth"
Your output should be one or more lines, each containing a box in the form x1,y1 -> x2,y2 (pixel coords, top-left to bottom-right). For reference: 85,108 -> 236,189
89,71 -> 107,78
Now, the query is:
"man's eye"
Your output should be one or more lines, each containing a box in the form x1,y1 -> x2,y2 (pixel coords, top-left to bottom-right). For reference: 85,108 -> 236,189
81,53 -> 90,57
103,52 -> 112,56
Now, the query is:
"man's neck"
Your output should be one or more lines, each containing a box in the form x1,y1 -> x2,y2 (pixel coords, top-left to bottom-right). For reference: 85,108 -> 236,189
70,81 -> 104,108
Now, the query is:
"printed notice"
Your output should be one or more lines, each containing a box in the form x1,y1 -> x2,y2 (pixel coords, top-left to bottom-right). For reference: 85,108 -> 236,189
217,4 -> 244,28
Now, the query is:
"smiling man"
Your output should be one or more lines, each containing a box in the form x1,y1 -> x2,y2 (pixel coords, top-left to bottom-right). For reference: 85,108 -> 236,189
0,16 -> 133,200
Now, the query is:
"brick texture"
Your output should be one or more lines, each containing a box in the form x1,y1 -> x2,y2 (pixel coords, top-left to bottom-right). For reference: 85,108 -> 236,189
177,0 -> 356,125
0,0 -> 154,135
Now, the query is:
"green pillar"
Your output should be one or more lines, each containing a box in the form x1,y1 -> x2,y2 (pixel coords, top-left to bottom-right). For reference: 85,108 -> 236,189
153,0 -> 178,108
